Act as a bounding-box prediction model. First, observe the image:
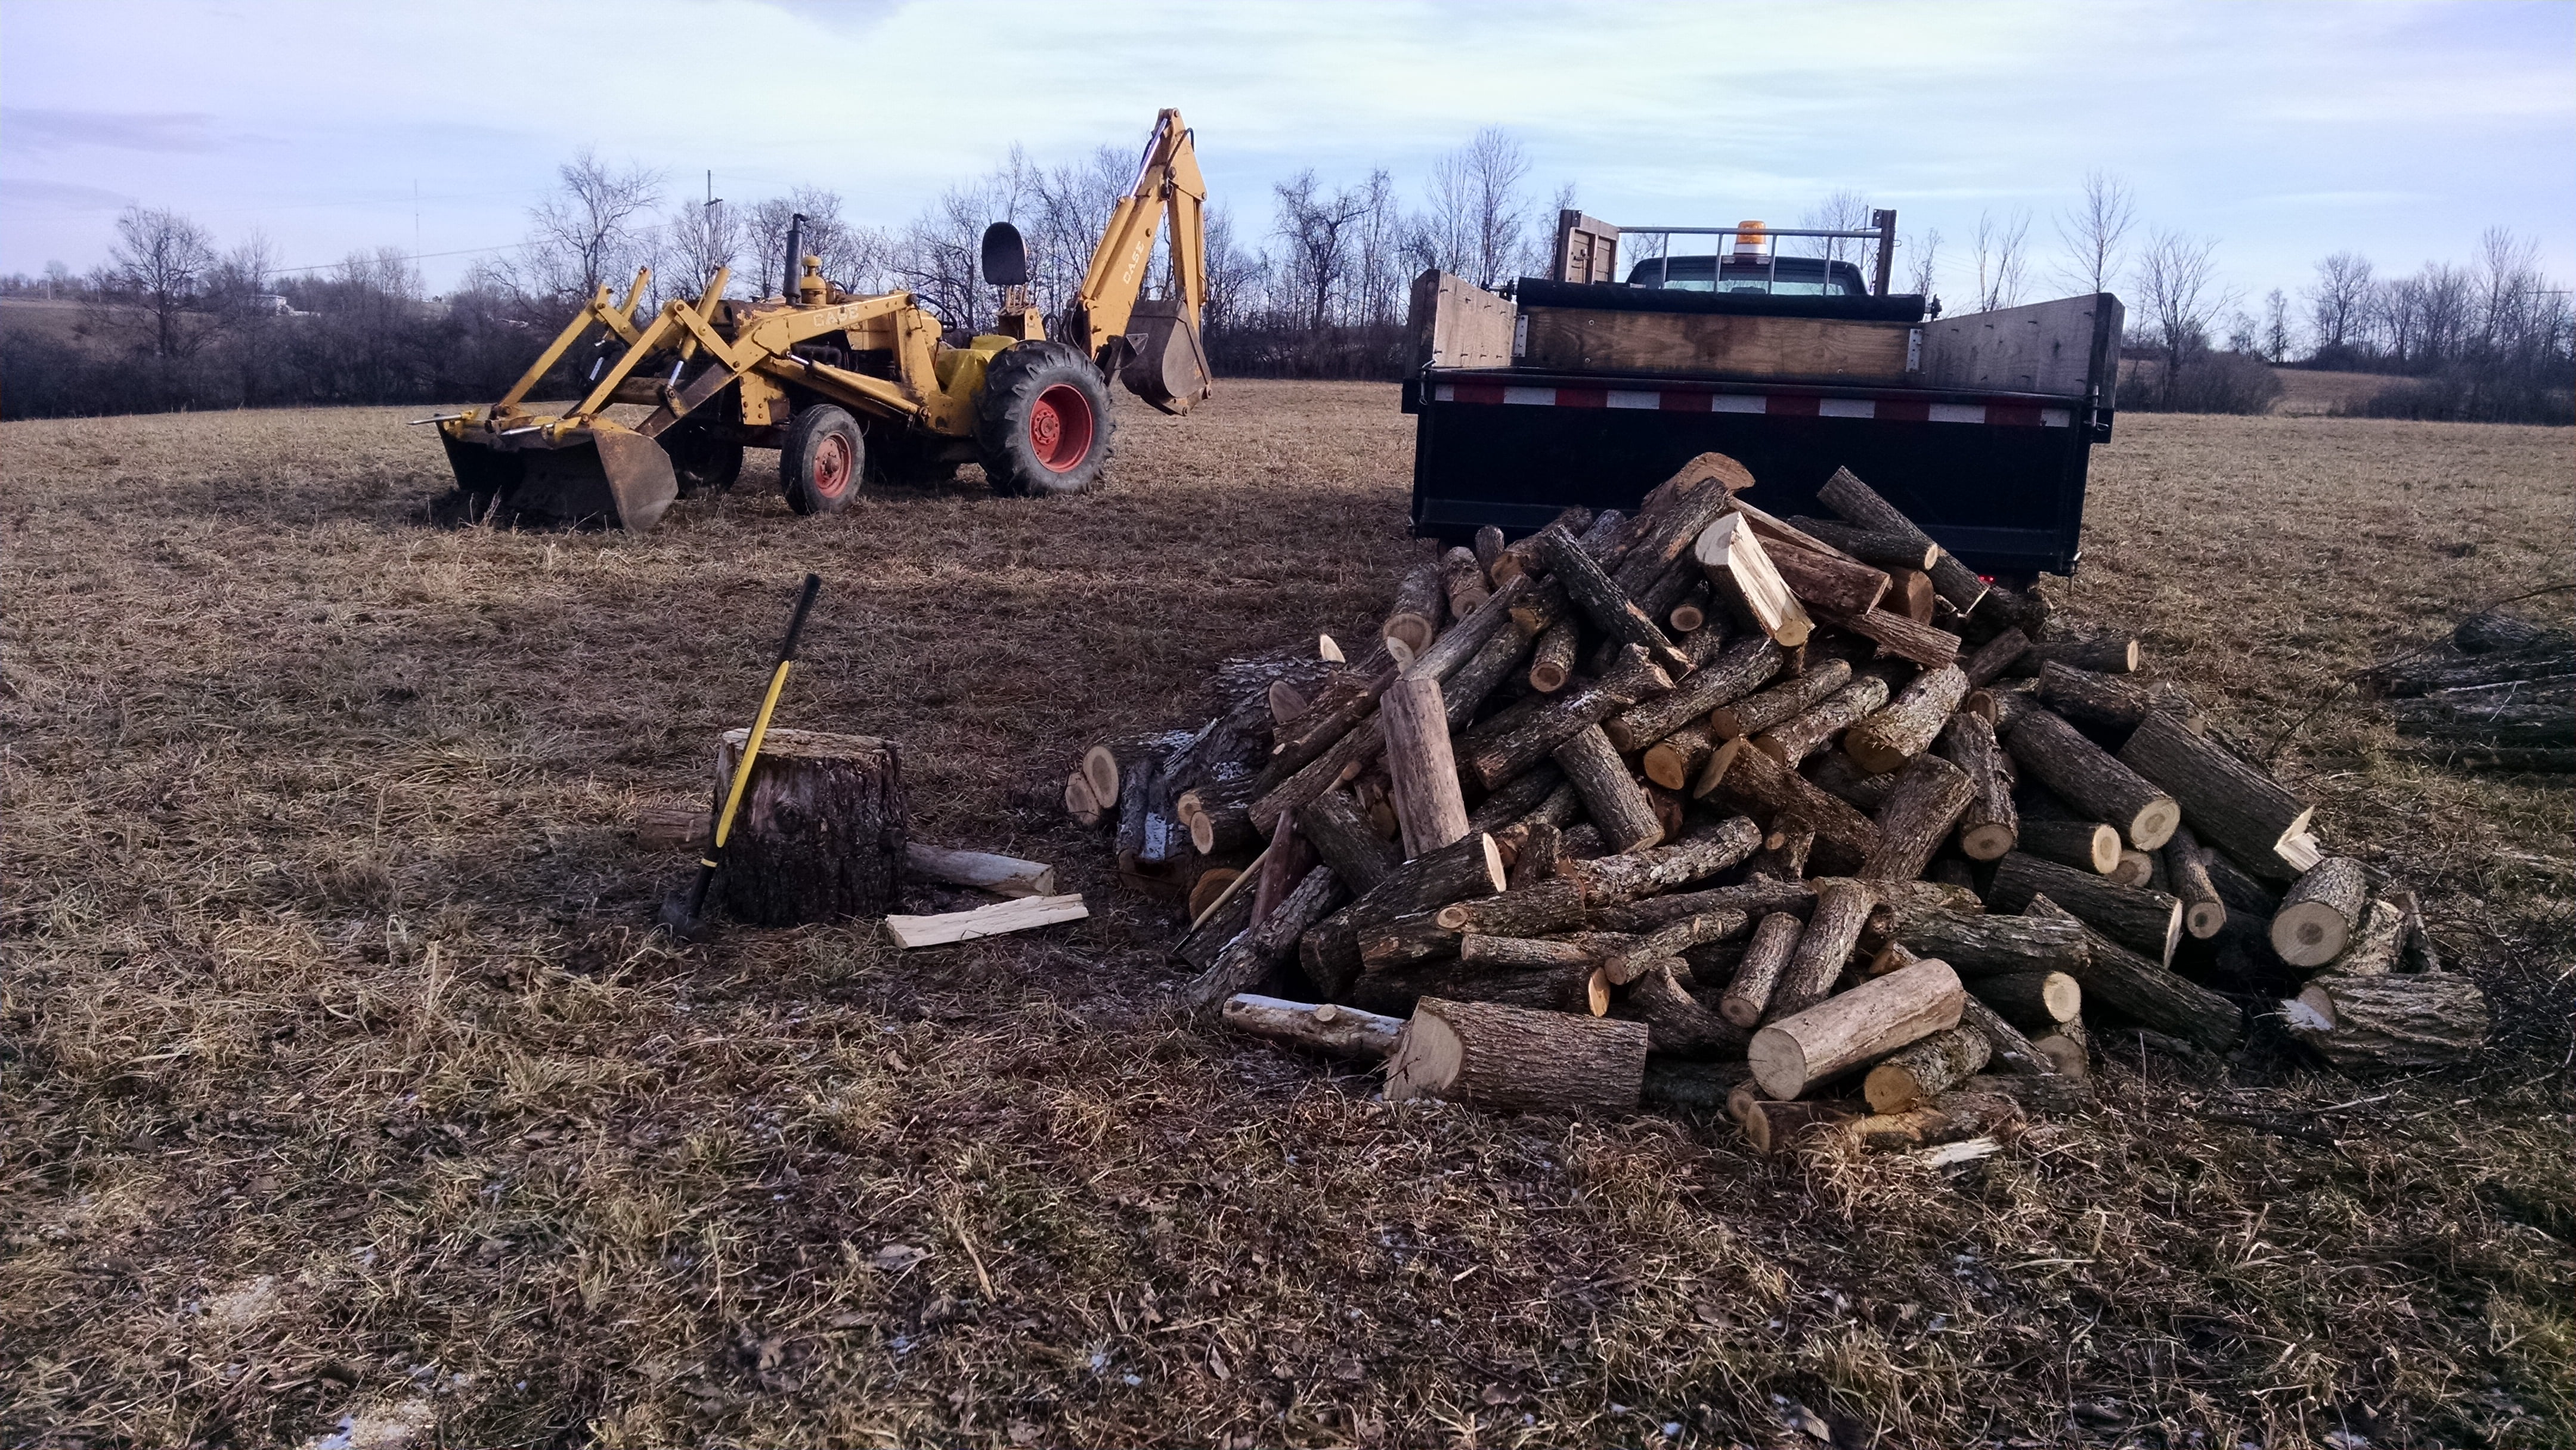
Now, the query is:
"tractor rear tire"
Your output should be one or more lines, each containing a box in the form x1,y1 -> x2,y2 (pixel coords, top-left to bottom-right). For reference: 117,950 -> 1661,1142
976,340 -> 1113,497
664,424 -> 744,498
781,405 -> 863,516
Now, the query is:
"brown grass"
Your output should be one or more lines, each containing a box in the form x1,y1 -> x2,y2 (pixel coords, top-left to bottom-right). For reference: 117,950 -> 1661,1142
2268,369 -> 2402,417
2,386 -> 2570,1448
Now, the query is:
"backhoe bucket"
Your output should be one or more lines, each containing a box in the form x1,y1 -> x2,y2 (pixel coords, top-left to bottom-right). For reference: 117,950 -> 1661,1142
439,423 -> 679,531
1119,299 -> 1212,415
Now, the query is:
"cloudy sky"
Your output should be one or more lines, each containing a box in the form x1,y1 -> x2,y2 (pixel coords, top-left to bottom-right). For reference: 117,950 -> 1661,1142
3,0 -> 2569,307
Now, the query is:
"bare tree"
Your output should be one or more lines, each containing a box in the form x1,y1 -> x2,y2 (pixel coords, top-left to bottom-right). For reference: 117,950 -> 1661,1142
1798,189 -> 1873,267
1273,170 -> 1366,331
667,196 -> 741,296
2305,250 -> 2373,354
1027,144 -> 1133,321
1348,169 -> 1405,326
100,205 -> 218,359
524,151 -> 663,305
2134,228 -> 2234,405
1971,208 -> 2031,312
2261,288 -> 2293,362
1200,204 -> 1266,336
2054,170 -> 2135,294
1423,128 -> 1534,288
1906,227 -> 1942,307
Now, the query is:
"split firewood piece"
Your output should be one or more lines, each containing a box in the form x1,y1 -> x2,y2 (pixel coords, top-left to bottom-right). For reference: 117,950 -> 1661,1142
1597,911 -> 1750,986
1643,1056 -> 1755,1113
2022,894 -> 2243,1052
1747,822 -> 1815,881
1384,997 -> 1651,1112
2270,856 -> 2368,969
1804,750 -> 1899,813
1754,676 -> 1892,768
1954,993 -> 2057,1077
1739,1098 -> 1866,1155
2117,711 -> 2315,879
1961,627 -> 2032,688
1767,541 -> 1891,617
2282,972 -> 2490,1070
1693,513 -> 1814,648
2007,708 -> 2181,850
1939,712 -> 2018,861
2278,832 -> 2324,873
1721,911 -> 1804,1027
1222,994 -> 1404,1059
2018,819 -> 2120,875
1295,790 -> 1403,896
1438,546 -> 1491,621
1527,618 -> 1580,692
1860,753 -> 1975,881
1379,675 -> 1470,859
1780,515 -> 1938,571
1558,816 -> 1763,905
1696,737 -> 1884,875
2035,662 -> 2193,738
1591,876 -> 1816,932
2017,634 -> 2140,675
2108,849 -> 2154,888
1382,561 -> 1447,664
1839,1088 -> 2023,1152
1883,568 -> 1936,623
2162,823 -> 2227,939
1863,1024 -> 1992,1112
1750,956 -> 1965,1099
1553,724 -> 1664,854
1537,525 -> 1693,674
1890,912 -> 2091,980
1989,852 -> 2182,965
1971,971 -> 2083,1030
1710,658 -> 1852,742
1466,645 -> 1674,789
1190,865 -> 1345,1005
1810,605 -> 1964,670
905,843 -> 1058,898
1606,635 -> 1787,753
886,894 -> 1091,949
1813,467 -> 1990,615
1766,878 -> 1877,1020
1847,665 -> 1970,774
1615,962 -> 1750,1054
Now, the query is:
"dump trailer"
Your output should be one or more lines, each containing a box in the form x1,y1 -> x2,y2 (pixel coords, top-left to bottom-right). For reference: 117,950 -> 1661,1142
431,109 -> 1210,529
1402,209 -> 2122,583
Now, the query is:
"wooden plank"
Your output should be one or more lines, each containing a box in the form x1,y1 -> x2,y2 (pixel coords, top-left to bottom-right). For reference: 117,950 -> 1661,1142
1552,210 -> 1623,284
1916,294 -> 2120,396
885,894 -> 1089,948
1519,308 -> 1914,379
1408,269 -> 1516,370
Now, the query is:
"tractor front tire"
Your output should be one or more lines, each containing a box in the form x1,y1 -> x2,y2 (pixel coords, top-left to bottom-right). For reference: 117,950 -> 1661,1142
664,424 -> 744,498
781,405 -> 863,516
976,340 -> 1113,497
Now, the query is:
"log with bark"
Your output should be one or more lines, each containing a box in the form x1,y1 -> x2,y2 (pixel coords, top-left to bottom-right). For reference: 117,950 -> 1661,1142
1747,822 -> 1816,881
906,843 -> 1057,898
1553,724 -> 1664,853
714,728 -> 907,926
1378,674 -> 1470,859
1766,878 -> 1877,1020
2013,634 -> 2140,675
1221,994 -> 1404,1059
1971,971 -> 2083,1029
1837,1088 -> 2024,1152
2035,661 -> 2194,739
1859,753 -> 1976,882
1558,816 -> 1764,904
1382,560 -> 1447,663
2161,822 -> 2226,940
1863,1024 -> 1992,1112
1384,997 -> 1651,1112
2007,707 -> 2181,849
1605,634 -> 1786,752
1782,516 -> 1938,571
1589,876 -> 1817,932
2281,972 -> 2490,1070
1748,956 -> 1965,1099
1695,736 -> 1885,873
1642,1057 -> 1757,1113
2270,856 -> 2368,969
1296,789 -> 1403,895
1438,546 -> 1492,621
1767,540 -> 1893,616
1815,467 -> 1991,615
2021,894 -> 2243,1053
1720,910 -> 1804,1027
1754,676 -> 1891,767
1961,627 -> 2032,688
1642,722 -> 1719,792
1739,1098 -> 1865,1155
1890,911 -> 2092,980
1846,665 -> 1970,774
1190,864 -> 1346,1005
2116,710 -> 2314,879
1465,646 -> 1674,789
1987,851 -> 2183,965
1805,749 -> 1900,813
2320,898 -> 2405,977
1955,994 -> 2058,1078
2017,818 -> 2121,875
1811,605 -> 1964,670
1614,962 -> 1750,1055
1939,711 -> 2019,860
1527,618 -> 1581,692
1710,657 -> 1853,741
1537,525 -> 1694,673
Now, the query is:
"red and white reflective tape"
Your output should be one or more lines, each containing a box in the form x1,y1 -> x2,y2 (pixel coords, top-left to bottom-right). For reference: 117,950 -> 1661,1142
1434,382 -> 2070,428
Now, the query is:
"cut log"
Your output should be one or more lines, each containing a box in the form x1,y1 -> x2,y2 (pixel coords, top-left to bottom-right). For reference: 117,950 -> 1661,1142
1384,998 -> 1650,1112
1249,814 -> 1314,928
1465,645 -> 1673,789
1815,466 -> 1990,615
1721,911 -> 1804,1027
1810,605 -> 1964,670
1382,560 -> 1447,662
1597,911 -> 1751,986
1438,546 -> 1491,620
2162,822 -> 2226,939
1468,765 -> 1566,836
1972,971 -> 2083,1028
1642,1056 -> 1756,1113
1436,879 -> 1590,938
1860,753 -> 1975,881
1605,634 -> 1787,752
905,842 -> 1057,898
1988,852 -> 2183,965
1359,912 -> 1467,971
1749,957 -> 1965,1098
1846,665 -> 1970,774
1558,816 -> 1763,904
2021,895 -> 2243,1052
1537,525 -> 1693,673
1892,912 -> 2091,980
885,893 -> 1088,948
1938,711 -> 2018,861
1695,736 -> 1884,874
1782,516 -> 1937,571
1747,822 -> 1815,881
2007,708 -> 2180,849
1615,454 -> 1755,580
1767,878 -> 1876,1020
1615,962 -> 1750,1055
1349,831 -> 1510,927
2018,818 -> 2121,875
2035,661 -> 2190,738
1755,676 -> 1892,768
1296,790 -> 1404,896
1064,769 -> 1104,828
635,799 -> 713,851
1248,715 -> 1385,836
2109,848 -> 2154,888
1642,721 -> 1718,792
1377,675 -> 1470,860
1221,994 -> 1404,1059
1961,627 -> 2032,688
1668,581 -> 1713,635
1767,541 -> 1891,616
2270,856 -> 2368,968
2283,973 -> 2490,1070
1739,1098 -> 1865,1155
1863,1025 -> 1992,1112
1258,658 -> 1397,795
1553,723 -> 1664,853
1710,658 -> 1853,742
1804,749 -> 1900,813
1439,619 -> 1535,730
1458,934 -> 1596,972
1955,994 -> 2057,1077
1693,512 -> 1814,647
1527,618 -> 1581,693
715,728 -> 906,926
1589,876 -> 1816,932
1472,523 -> 1509,578
2031,1021 -> 2089,1079
1504,820 -> 1561,887
2021,634 -> 2139,675
1190,865 -> 1345,1005
2117,711 -> 2314,876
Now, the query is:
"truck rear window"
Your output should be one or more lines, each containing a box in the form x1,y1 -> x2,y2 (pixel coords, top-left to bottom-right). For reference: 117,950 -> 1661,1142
1627,256 -> 1868,296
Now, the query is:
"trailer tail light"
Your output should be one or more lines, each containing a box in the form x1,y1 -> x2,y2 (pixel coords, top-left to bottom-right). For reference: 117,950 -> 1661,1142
1732,221 -> 1767,260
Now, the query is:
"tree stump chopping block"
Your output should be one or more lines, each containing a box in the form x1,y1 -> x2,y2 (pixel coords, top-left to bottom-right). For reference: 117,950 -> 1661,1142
714,728 -> 906,925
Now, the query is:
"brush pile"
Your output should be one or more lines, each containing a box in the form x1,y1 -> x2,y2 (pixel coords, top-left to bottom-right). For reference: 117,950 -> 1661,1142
1064,454 -> 2493,1151
2366,611 -> 2575,772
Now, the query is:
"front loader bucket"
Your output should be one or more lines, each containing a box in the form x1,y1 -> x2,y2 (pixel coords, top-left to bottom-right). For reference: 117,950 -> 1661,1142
1119,299 -> 1212,415
441,425 -> 679,531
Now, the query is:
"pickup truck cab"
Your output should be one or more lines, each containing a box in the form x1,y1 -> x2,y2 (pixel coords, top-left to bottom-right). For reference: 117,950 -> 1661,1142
1627,253 -> 1872,298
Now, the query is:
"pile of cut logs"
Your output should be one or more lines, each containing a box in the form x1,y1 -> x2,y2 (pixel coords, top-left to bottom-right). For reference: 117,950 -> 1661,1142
1066,456 -> 2493,1151
2367,611 -> 2575,773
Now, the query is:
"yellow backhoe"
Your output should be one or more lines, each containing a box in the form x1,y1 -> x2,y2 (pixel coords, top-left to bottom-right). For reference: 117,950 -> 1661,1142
433,109 -> 1210,529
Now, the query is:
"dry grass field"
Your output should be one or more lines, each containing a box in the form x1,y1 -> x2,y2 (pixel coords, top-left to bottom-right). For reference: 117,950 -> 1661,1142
3,383 -> 2570,1449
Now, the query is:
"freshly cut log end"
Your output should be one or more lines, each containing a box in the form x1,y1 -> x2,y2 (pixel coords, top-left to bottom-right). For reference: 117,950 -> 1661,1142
2163,822 -> 2227,940
1960,821 -> 2017,862
2019,819 -> 2122,875
1383,561 -> 1446,660
2109,849 -> 2154,888
2284,973 -> 2490,1070
1065,770 -> 1105,827
1972,970 -> 2083,1028
1383,997 -> 1651,1113
2270,856 -> 2367,968
1527,619 -> 1580,693
2032,1028 -> 2089,1079
1221,994 -> 1405,1059
2007,707 -> 2181,850
1748,957 -> 1965,1099
1081,743 -> 1123,811
1643,722 -> 1717,792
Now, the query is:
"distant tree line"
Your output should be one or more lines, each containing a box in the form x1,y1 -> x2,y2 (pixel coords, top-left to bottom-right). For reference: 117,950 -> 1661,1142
3,140 -> 2566,425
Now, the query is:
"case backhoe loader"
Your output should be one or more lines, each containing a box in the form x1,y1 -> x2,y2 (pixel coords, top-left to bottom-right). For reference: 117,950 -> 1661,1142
432,109 -> 1210,529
